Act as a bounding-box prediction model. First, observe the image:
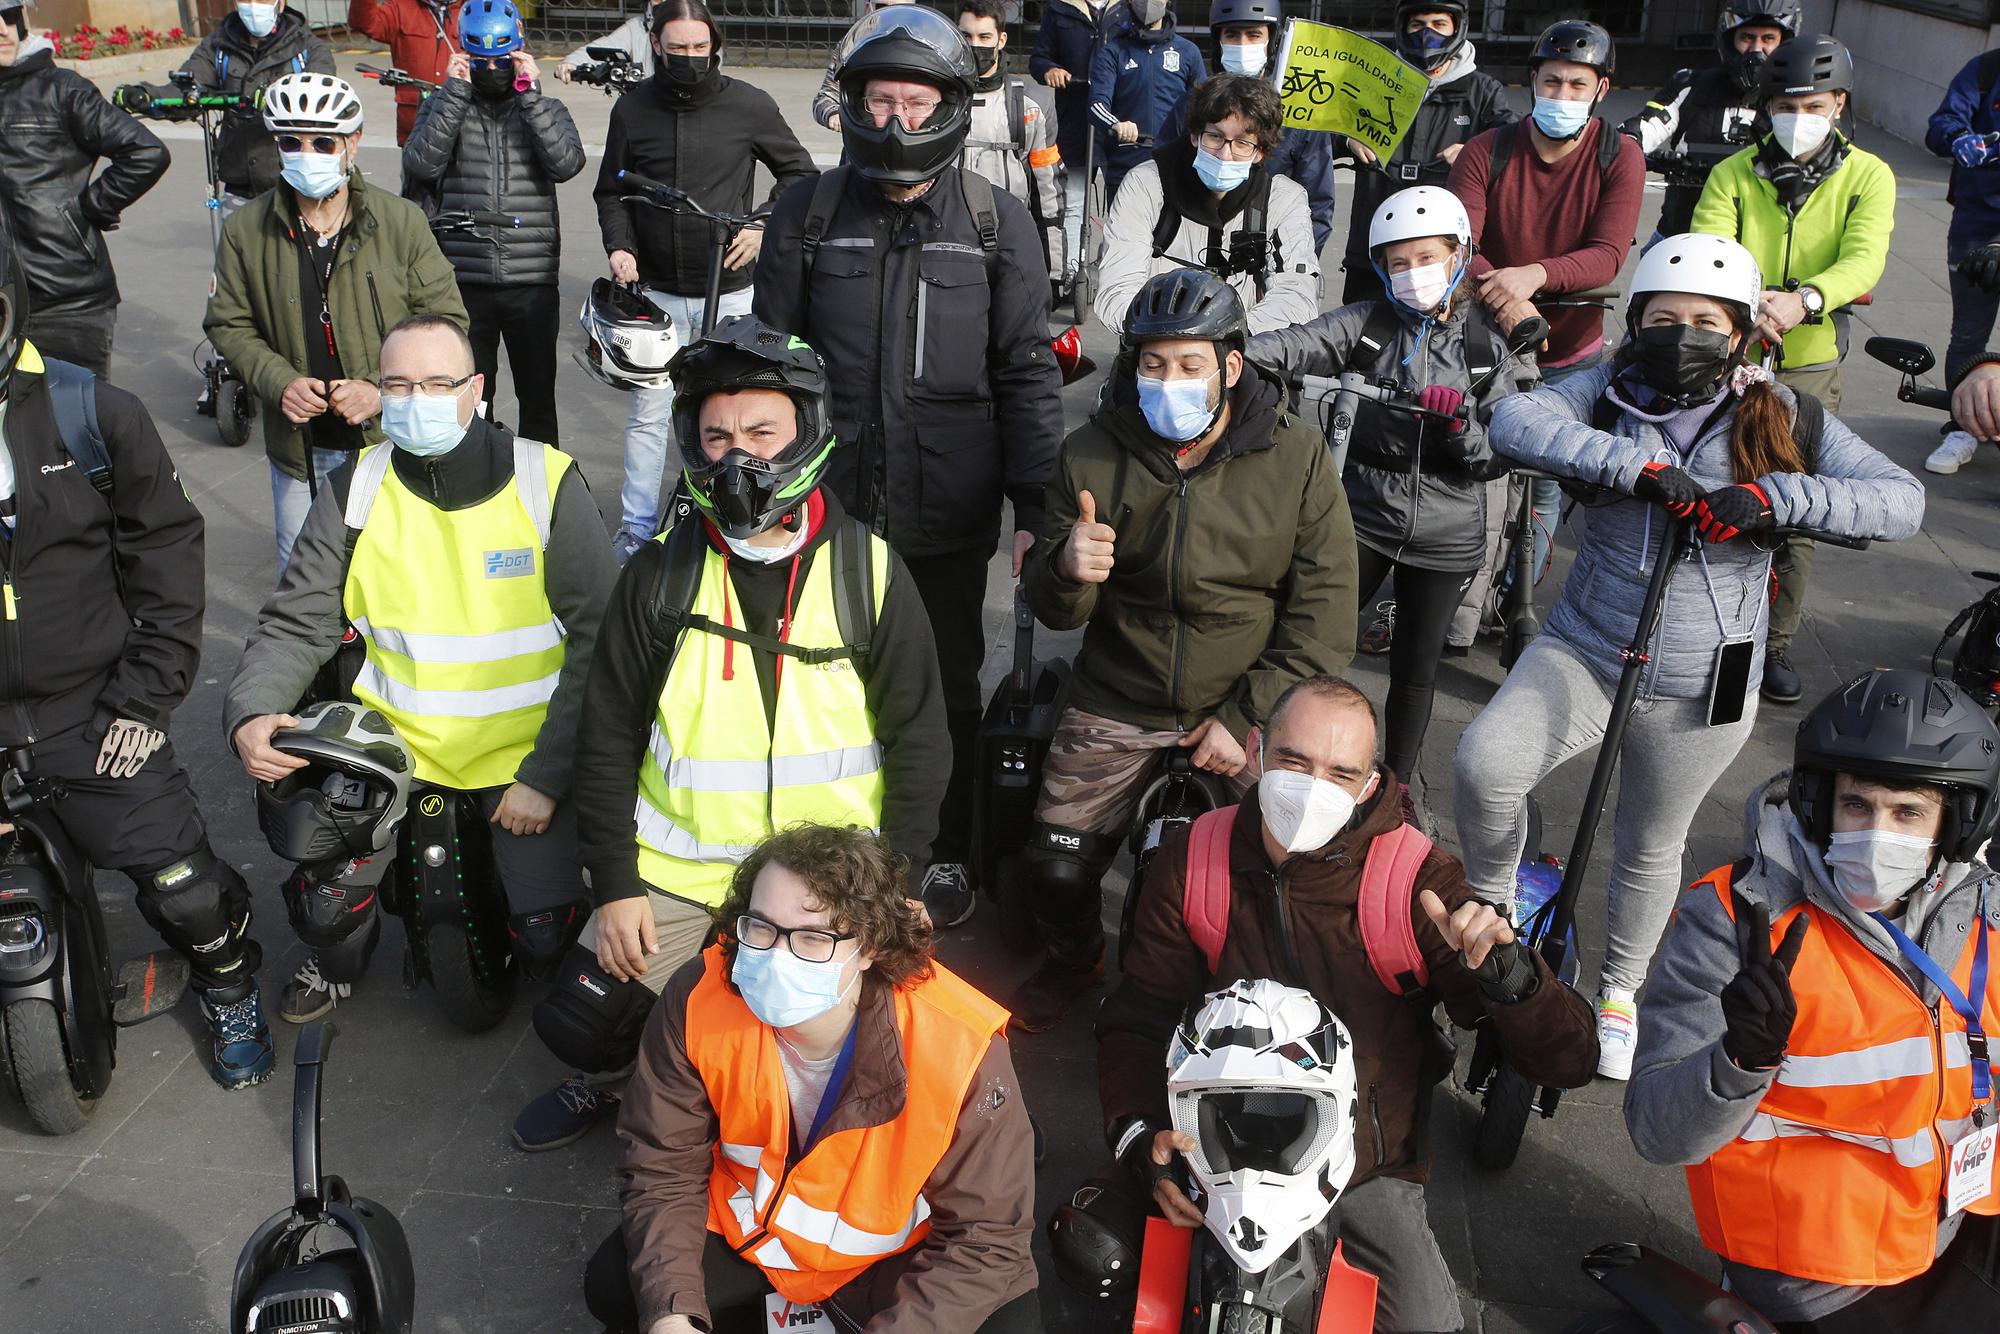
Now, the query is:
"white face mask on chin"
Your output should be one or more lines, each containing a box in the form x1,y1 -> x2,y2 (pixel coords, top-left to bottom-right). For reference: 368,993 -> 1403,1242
1825,828 -> 1938,914
1259,767 -> 1380,855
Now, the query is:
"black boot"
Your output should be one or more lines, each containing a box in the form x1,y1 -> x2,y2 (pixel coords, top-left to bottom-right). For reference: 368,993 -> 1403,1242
1008,914 -> 1106,1034
1762,648 -> 1803,704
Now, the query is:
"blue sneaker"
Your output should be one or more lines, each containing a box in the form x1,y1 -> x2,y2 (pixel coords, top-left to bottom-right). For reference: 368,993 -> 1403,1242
512,1074 -> 618,1152
199,981 -> 275,1090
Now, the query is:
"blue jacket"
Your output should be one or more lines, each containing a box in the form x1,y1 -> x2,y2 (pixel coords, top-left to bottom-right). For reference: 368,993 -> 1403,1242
1490,363 -> 1924,699
1090,16 -> 1205,187
1029,0 -> 1116,169
1162,94 -> 1338,253
1927,52 -> 2000,243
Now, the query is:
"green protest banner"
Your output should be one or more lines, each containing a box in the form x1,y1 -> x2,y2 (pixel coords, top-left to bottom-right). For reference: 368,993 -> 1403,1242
1271,21 -> 1429,159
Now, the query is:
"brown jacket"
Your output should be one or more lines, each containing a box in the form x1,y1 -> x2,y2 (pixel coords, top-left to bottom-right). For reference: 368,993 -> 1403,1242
616,954 -> 1040,1332
1098,777 -> 1598,1185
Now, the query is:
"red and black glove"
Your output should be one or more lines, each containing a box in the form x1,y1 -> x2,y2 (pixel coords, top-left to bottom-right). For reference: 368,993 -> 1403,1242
1694,482 -> 1774,543
1632,461 -> 1704,516
1417,384 -> 1466,434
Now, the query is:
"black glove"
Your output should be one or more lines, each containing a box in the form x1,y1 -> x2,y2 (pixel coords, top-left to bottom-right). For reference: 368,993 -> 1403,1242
1470,938 -> 1539,1004
1961,243 -> 2000,295
113,84 -> 152,113
1720,901 -> 1810,1071
1115,1119 -> 1184,1195
1694,482 -> 1774,543
1631,460 -> 1703,515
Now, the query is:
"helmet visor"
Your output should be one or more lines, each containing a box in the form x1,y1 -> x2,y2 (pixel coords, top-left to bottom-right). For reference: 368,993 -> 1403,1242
836,6 -> 972,70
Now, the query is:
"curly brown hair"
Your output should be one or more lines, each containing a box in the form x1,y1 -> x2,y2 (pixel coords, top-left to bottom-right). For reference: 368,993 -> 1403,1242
716,824 -> 935,992
1188,74 -> 1285,154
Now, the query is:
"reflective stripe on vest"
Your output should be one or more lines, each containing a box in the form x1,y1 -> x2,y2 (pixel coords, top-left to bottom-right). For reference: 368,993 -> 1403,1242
633,537 -> 888,905
684,946 -> 1008,1303
343,439 -> 572,791
1683,864 -> 2000,1287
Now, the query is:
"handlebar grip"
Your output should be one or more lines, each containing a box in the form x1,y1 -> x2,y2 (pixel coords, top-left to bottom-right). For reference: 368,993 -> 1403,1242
616,169 -> 673,196
1903,384 -> 1954,412
1774,531 -> 1871,551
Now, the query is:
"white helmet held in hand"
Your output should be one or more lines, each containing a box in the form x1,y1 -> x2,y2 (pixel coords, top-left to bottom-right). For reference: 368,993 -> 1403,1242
1366,185 -> 1472,254
575,279 -> 682,391
262,72 -> 365,136
1627,232 -> 1764,327
1166,978 -> 1359,1273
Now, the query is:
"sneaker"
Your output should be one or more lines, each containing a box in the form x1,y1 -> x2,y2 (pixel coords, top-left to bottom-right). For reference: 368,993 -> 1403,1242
194,385 -> 215,416
200,981 -> 276,1091
1007,951 -> 1105,1034
278,954 -> 349,1025
1761,648 -> 1803,704
1359,600 -> 1396,654
1926,429 -> 1980,475
611,526 -> 650,565
512,1074 -> 619,1152
1595,986 -> 1639,1081
921,863 -> 977,930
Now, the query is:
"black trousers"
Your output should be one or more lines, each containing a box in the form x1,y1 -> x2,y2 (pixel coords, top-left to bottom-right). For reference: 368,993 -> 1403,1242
26,306 -> 116,378
583,1226 -> 1043,1333
1355,546 -> 1475,785
462,281 -> 561,445
901,542 -> 997,867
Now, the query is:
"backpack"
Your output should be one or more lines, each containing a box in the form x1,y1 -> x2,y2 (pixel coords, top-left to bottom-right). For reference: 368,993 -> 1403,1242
42,361 -> 113,497
1151,167 -> 1272,299
1180,805 -> 1436,996
798,165 -> 1001,317
1589,386 -> 1825,472
1484,115 -> 1626,193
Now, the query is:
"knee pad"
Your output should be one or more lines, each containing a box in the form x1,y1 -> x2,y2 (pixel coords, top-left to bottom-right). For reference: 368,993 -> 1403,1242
531,944 -> 656,1073
509,901 -> 586,982
281,863 -> 383,985
1025,823 -> 1119,923
1048,1170 -> 1147,1300
140,851 -> 261,991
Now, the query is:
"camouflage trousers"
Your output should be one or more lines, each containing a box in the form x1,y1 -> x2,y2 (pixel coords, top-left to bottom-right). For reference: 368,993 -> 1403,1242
1033,706 -> 1253,835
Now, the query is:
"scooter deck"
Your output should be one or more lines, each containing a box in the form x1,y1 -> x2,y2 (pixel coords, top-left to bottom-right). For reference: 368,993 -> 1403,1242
112,950 -> 189,1026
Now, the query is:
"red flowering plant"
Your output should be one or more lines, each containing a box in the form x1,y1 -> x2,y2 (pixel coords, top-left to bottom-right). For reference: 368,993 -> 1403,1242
48,21 -> 192,60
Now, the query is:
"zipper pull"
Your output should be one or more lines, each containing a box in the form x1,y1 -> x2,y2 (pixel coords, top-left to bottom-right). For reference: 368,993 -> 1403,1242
3,578 -> 15,622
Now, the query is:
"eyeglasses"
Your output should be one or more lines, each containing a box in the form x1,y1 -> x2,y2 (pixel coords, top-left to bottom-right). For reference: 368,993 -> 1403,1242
277,134 -> 343,156
1197,129 -> 1262,160
469,56 -> 513,70
735,914 -> 856,963
862,93 -> 941,121
376,373 -> 475,399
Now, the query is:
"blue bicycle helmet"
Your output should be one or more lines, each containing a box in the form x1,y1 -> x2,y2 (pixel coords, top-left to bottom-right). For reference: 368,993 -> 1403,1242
459,0 -> 524,58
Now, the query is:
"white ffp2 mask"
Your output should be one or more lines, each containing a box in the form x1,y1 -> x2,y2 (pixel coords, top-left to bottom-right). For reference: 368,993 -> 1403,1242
1259,768 -> 1379,854
1769,112 -> 1832,160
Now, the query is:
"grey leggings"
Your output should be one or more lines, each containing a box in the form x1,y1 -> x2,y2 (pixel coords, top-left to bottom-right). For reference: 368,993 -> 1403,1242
1450,632 -> 1757,992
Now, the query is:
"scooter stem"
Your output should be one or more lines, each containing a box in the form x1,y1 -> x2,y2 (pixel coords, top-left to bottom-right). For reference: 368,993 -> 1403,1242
291,1021 -> 337,1212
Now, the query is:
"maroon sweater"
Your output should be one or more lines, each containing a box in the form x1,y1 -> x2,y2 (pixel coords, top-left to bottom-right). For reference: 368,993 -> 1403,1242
1448,118 -> 1645,368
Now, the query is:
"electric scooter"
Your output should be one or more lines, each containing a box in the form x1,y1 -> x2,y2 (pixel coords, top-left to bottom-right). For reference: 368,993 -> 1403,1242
567,45 -> 647,96
615,170 -> 771,339
0,748 -> 187,1135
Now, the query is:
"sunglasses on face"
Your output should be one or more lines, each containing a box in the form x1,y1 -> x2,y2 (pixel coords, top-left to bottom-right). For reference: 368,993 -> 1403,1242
277,134 -> 342,155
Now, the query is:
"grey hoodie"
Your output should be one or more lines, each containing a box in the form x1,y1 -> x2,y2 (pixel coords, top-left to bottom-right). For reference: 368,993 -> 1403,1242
1624,773 -> 2000,1321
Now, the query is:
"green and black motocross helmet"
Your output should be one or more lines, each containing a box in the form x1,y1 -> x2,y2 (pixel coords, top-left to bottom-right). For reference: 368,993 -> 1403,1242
669,316 -> 836,540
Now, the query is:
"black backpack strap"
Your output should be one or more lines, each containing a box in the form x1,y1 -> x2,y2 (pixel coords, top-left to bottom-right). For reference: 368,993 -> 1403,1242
1591,392 -> 1622,434
1349,300 -> 1404,371
649,518 -> 709,665
959,167 -> 1002,281
1007,77 -> 1027,155
1152,192 -> 1180,259
827,518 -> 877,673
1594,116 -> 1624,175
42,361 -> 112,496
1979,47 -> 2000,100
799,166 -> 848,281
1242,170 -> 1271,299
1484,121 -> 1517,196
1790,389 -> 1825,473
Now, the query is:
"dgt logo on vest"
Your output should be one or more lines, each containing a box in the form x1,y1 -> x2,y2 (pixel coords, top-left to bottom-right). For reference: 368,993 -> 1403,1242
484,547 -> 537,579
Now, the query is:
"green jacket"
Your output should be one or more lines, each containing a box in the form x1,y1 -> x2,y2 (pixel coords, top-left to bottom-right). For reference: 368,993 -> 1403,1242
1021,368 -> 1357,740
1690,136 -> 1895,370
203,170 -> 467,479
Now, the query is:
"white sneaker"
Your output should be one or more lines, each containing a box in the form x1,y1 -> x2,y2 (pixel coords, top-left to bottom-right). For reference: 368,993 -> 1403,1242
1596,986 -> 1639,1081
1926,430 -> 1980,475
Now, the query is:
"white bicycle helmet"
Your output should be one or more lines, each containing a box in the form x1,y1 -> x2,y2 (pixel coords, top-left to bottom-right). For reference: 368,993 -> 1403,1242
262,72 -> 364,136
576,278 -> 681,391
1166,978 -> 1359,1274
1627,232 -> 1763,327
1366,185 -> 1472,254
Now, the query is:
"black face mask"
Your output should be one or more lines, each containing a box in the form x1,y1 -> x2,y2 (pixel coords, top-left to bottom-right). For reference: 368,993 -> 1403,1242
470,66 -> 516,99
662,53 -> 714,88
1728,49 -> 1769,95
1632,324 -> 1736,401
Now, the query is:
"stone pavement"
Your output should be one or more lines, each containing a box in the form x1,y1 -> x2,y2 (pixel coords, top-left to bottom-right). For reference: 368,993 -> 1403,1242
2,56 -> 1995,1333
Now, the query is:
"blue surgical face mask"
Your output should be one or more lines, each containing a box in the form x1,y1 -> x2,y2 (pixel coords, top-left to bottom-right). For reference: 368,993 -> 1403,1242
1138,369 -> 1221,442
1219,41 -> 1267,78
380,387 -> 469,457
732,939 -> 860,1028
237,1 -> 279,35
1193,145 -> 1254,193
281,149 -> 349,200
1531,93 -> 1594,140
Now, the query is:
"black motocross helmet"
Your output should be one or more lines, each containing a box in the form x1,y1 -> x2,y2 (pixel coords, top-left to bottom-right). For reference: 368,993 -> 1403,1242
1715,0 -> 1801,92
1762,34 -> 1855,99
670,315 -> 837,540
1529,19 -> 1615,78
1121,268 -> 1249,360
1395,2 -> 1468,75
835,5 -> 978,187
1789,669 -> 2000,864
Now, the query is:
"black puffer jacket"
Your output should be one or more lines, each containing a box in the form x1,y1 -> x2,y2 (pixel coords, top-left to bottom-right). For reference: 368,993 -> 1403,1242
0,47 -> 167,316
592,65 -> 816,297
139,9 -> 334,194
402,78 -> 587,287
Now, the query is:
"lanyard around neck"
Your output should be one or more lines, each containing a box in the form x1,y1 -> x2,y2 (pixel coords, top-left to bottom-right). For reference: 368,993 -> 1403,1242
1873,887 -> 1991,1103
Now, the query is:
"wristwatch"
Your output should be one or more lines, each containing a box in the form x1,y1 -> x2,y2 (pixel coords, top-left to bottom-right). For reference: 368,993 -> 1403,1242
1799,285 -> 1826,319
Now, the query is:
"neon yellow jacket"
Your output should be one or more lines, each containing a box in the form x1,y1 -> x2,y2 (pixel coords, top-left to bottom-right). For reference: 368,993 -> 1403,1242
1690,136 -> 1896,370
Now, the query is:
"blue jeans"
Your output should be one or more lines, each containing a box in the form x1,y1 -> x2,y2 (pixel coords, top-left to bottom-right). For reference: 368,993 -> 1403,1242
1947,231 -> 2000,385
618,286 -> 755,539
271,447 -> 351,572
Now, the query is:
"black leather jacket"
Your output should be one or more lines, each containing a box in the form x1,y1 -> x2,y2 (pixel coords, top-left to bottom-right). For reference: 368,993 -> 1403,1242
402,78 -> 587,286
0,48 -> 168,316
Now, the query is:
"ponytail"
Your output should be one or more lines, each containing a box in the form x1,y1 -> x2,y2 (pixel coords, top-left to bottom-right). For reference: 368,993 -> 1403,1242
1730,380 -> 1809,483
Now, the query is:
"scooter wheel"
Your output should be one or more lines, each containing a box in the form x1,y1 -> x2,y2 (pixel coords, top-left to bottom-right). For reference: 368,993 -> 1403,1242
1,999 -> 95,1135
215,379 -> 255,448
1472,1059 -> 1536,1171
426,923 -> 515,1034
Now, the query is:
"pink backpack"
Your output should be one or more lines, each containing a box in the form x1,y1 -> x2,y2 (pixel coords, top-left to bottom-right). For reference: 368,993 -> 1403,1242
1181,806 -> 1435,996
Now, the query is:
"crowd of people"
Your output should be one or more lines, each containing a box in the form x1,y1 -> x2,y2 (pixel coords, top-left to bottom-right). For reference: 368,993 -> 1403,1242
2,0 -> 1999,1330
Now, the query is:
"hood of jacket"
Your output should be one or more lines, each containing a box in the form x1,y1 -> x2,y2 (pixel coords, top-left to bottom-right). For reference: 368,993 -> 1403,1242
1130,14 -> 1179,44
0,45 -> 54,83
1057,0 -> 1110,18
650,55 -> 727,109
215,5 -> 315,56
1100,353 -> 1285,471
1432,39 -> 1479,86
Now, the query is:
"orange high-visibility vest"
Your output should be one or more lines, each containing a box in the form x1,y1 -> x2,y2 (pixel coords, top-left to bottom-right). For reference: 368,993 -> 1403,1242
683,945 -> 1009,1303
1684,864 -> 2000,1286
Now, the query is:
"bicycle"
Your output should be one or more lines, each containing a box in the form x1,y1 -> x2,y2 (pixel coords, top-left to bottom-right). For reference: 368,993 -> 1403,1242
355,62 -> 439,94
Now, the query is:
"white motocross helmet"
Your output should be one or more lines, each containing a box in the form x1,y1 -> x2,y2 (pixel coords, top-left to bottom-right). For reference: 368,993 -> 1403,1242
576,278 -> 682,391
1625,232 -> 1763,329
1166,978 -> 1359,1274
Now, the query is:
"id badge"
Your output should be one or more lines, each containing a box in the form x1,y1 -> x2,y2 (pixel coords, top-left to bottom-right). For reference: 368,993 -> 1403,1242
1707,635 -> 1756,728
1946,1116 -> 1997,1216
765,1293 -> 830,1329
